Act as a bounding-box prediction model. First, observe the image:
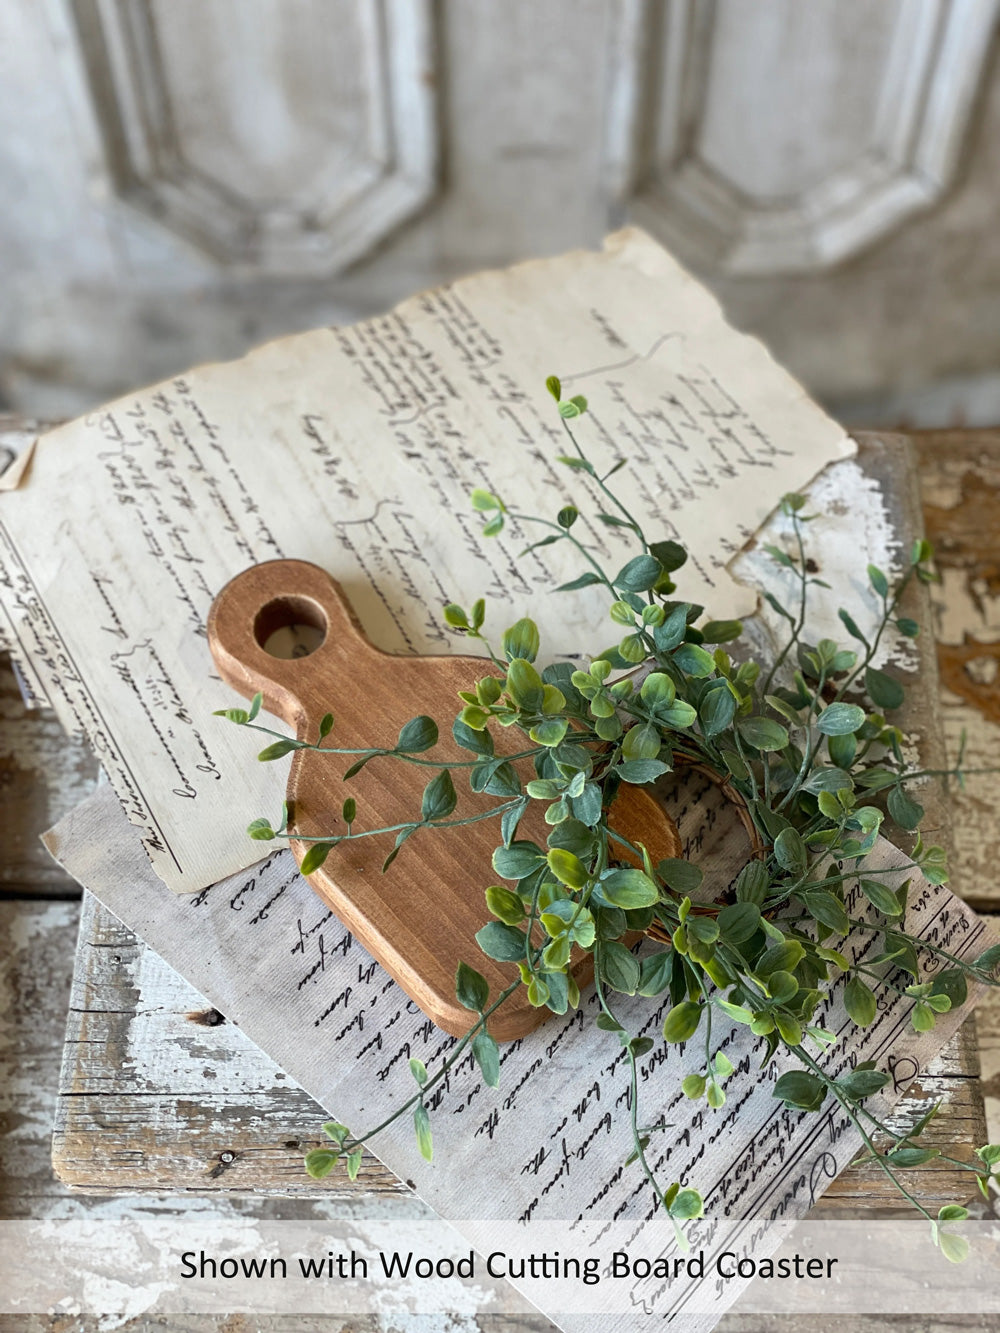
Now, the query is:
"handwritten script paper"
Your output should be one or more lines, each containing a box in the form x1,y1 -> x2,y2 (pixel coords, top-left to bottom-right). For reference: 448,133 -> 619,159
0,228 -> 853,893
45,779 -> 995,1333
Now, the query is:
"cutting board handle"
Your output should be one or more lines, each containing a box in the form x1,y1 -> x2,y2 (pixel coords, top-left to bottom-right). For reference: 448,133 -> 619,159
207,559 -> 374,734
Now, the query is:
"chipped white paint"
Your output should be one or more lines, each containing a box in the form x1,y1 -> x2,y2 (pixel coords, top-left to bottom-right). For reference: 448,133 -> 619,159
734,455 -> 919,672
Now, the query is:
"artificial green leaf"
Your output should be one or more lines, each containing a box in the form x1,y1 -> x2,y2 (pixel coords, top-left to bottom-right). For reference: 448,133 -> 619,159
888,785 -> 924,831
472,1031 -> 501,1087
774,827 -> 808,876
699,620 -> 742,643
638,950 -> 674,996
258,738 -> 301,761
865,666 -> 904,711
505,658 -> 544,711
663,1000 -> 703,1043
304,1149 -> 338,1179
615,554 -> 663,592
414,1103 -> 433,1162
649,539 -> 688,573
599,867 -> 659,909
734,859 -> 769,906
486,885 -> 524,925
453,717 -> 494,755
844,975 -> 877,1026
502,619 -> 541,663
397,715 -> 439,753
599,940 -> 641,995
670,1189 -> 704,1220
859,878 -> 903,917
699,682 -> 737,736
421,769 -> 457,821
674,642 -> 715,677
300,841 -> 334,875
492,840 -> 545,880
718,902 -> 761,944
618,759 -> 672,783
835,1068 -> 890,1100
817,703 -> 866,736
737,717 -> 790,752
547,847 -> 589,889
475,921 -> 528,962
798,890 -> 849,936
622,722 -> 661,762
773,1070 -> 825,1111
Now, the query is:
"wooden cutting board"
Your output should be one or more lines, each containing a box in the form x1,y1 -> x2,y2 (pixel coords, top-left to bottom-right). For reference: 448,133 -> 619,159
208,559 -> 681,1040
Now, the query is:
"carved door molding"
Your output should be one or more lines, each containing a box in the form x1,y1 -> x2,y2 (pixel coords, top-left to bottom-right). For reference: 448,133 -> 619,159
68,0 -> 438,275
606,0 -> 1000,273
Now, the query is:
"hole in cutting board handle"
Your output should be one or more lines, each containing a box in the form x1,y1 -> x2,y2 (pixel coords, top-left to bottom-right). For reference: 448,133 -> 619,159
254,595 -> 328,661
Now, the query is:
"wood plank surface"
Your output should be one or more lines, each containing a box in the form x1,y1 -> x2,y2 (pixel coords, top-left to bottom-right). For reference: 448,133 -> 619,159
914,432 -> 1000,912
52,893 -> 986,1216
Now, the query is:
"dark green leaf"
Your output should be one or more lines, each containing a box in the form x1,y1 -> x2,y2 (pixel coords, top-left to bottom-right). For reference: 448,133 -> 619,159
859,878 -> 904,917
699,682 -> 736,736
699,619 -> 742,643
650,539 -> 688,573
735,859 -> 769,906
638,950 -> 674,997
773,1070 -> 825,1111
673,642 -> 715,677
472,1030 -> 500,1087
888,786 -> 924,831
397,715 -> 439,753
545,374 -> 561,401
598,940 -> 641,995
492,840 -> 545,880
456,961 -> 490,1012
652,603 -> 689,652
774,827 -> 807,876
838,609 -> 869,644
865,666 -> 904,711
657,858 -> 703,894
615,554 -> 663,593
475,921 -> 528,962
556,572 -> 602,592
835,1068 -> 890,1100
797,890 -> 849,936
737,717 -> 789,752
452,717 -> 494,755
718,901 -> 761,944
421,770 -> 457,821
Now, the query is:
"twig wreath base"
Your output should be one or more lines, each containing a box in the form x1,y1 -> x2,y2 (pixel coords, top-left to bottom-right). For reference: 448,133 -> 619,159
216,378 -> 1000,1258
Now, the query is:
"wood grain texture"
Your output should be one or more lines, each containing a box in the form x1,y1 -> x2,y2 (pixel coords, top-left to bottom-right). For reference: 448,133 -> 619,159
0,655 -> 97,896
0,900 -> 79,1215
52,894 -> 985,1215
207,558 -> 681,1040
914,432 -> 1000,911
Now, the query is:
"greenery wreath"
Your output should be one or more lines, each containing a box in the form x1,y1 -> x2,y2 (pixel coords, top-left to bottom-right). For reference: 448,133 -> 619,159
217,380 -> 1000,1259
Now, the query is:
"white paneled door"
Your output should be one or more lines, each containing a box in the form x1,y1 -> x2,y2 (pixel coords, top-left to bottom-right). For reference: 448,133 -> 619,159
2,0 -> 998,414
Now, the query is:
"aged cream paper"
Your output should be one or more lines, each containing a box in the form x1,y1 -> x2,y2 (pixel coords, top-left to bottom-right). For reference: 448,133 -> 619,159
44,782 -> 996,1333
0,228 -> 854,893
